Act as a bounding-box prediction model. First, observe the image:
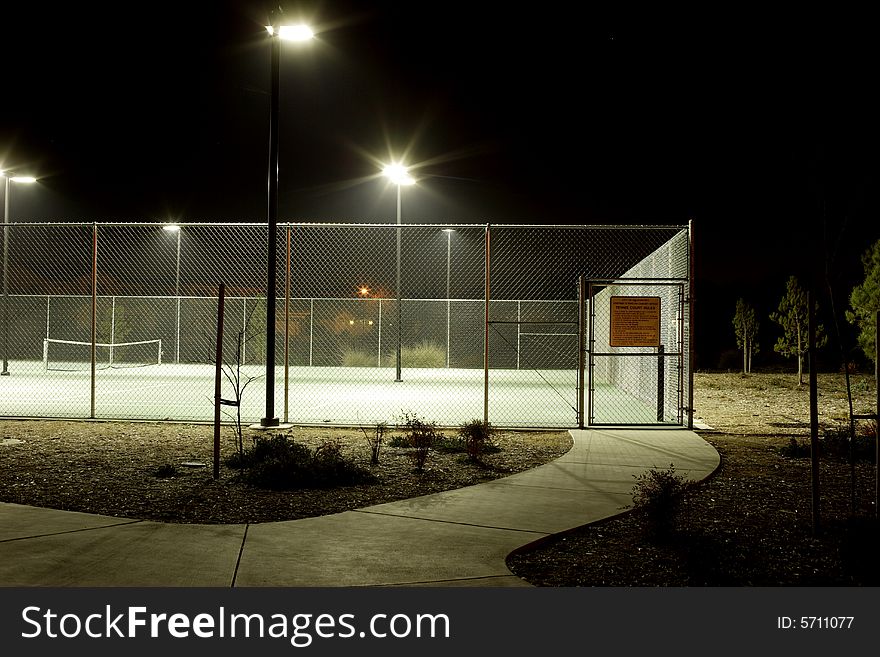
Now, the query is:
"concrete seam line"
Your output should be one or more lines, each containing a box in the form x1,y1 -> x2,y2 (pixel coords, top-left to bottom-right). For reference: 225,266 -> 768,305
230,523 -> 249,587
0,519 -> 145,543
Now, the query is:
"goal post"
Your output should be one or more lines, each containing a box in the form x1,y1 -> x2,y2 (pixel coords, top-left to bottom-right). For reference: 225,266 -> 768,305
43,338 -> 162,371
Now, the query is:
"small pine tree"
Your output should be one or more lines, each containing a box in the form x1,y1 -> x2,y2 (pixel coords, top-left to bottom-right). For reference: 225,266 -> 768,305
732,298 -> 759,373
845,239 -> 880,366
770,276 -> 826,384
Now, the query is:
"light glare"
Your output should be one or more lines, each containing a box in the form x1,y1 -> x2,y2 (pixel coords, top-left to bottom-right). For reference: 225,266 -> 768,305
382,163 -> 415,186
163,224 -> 181,232
10,176 -> 36,184
278,25 -> 314,41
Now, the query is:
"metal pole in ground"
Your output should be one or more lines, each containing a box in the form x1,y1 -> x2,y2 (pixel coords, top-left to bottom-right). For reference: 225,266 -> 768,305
687,219 -> 695,430
262,31 -> 280,428
91,223 -> 97,419
213,283 -> 226,480
175,227 -> 181,364
808,288 -> 820,534
483,224 -> 491,425
1,177 -> 9,376
284,225 -> 290,423
395,184 -> 402,382
445,228 -> 452,368
578,275 -> 586,429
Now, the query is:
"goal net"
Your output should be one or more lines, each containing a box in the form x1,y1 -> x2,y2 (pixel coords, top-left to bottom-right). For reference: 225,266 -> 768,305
43,338 -> 163,371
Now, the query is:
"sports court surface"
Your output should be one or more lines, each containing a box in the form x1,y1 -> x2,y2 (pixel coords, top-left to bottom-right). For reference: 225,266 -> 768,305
1,361 -> 661,427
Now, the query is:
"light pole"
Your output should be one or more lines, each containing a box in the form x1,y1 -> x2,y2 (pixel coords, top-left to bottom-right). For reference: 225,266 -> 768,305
2,171 -> 37,376
442,228 -> 455,368
262,22 -> 314,427
163,224 -> 181,363
382,163 -> 415,382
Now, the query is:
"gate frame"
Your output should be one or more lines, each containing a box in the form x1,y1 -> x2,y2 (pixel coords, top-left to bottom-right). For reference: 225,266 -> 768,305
587,278 -> 687,426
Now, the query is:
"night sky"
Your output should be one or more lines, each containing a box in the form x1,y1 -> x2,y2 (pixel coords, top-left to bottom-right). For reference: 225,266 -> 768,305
1,1 -> 876,367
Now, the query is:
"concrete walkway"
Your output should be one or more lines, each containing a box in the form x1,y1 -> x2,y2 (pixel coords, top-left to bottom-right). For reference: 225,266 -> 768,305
0,429 -> 719,587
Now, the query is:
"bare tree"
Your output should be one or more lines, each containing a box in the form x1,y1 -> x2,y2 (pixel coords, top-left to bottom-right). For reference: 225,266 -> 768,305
219,302 -> 264,460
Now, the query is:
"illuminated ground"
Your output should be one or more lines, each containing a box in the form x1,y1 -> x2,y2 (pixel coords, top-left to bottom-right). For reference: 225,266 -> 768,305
1,362 -> 668,427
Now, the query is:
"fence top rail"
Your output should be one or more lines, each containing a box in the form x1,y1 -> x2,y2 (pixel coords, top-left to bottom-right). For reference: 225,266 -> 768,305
1,221 -> 689,231
588,278 -> 689,285
12,293 -> 592,303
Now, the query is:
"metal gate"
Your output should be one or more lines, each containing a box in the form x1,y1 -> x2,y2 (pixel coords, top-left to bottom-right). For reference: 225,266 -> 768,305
586,279 -> 686,426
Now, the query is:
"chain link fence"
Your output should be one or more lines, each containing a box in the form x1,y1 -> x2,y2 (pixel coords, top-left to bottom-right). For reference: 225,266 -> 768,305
1,222 -> 691,428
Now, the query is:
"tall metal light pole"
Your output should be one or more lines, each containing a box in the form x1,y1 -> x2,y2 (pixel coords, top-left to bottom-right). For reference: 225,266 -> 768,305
442,228 -> 455,367
2,171 -> 37,376
163,224 -> 182,363
382,163 -> 415,382
262,23 -> 313,427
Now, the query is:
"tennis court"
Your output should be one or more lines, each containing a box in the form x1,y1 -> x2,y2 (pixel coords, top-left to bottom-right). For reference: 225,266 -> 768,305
1,360 -> 665,427
1,223 -> 693,428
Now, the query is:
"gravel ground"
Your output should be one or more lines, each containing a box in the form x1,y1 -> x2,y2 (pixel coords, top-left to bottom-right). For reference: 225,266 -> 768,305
0,420 -> 571,524
507,371 -> 879,586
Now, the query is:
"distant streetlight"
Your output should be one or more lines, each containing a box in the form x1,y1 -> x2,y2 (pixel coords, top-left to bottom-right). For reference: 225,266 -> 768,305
382,163 -> 415,382
2,171 -> 37,376
262,22 -> 314,427
163,224 -> 182,363
442,228 -> 456,368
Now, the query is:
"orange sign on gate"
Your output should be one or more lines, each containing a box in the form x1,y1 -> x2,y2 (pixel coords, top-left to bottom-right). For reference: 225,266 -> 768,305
609,296 -> 661,347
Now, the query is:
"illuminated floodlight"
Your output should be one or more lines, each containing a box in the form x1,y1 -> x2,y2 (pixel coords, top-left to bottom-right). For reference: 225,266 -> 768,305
382,163 -> 415,186
358,286 -> 370,296
162,224 -> 181,232
10,176 -> 36,184
266,24 -> 315,41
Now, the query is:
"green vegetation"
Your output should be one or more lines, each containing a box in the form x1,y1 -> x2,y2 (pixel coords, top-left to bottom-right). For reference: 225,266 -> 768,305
457,419 -> 498,462
386,340 -> 446,368
342,348 -> 377,367
846,238 -> 880,365
226,434 -> 376,490
732,298 -> 759,373
390,412 -> 445,471
630,464 -> 692,540
770,275 -> 826,384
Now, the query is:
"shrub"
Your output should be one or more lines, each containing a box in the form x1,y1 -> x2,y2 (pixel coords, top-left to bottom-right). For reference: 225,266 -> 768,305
393,412 -> 443,471
778,427 -> 875,463
386,340 -> 445,368
153,463 -> 177,478
431,433 -> 466,453
631,464 -> 691,539
779,437 -> 810,459
856,419 -> 876,440
820,426 -> 875,463
230,434 -> 376,490
360,422 -> 386,466
457,419 -> 498,462
342,348 -> 376,367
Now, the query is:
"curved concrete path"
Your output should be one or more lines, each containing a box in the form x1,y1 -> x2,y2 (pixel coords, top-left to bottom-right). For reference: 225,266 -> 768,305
0,429 -> 719,587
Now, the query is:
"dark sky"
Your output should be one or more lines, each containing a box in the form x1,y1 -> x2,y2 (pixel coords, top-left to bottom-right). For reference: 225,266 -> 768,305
1,1 -> 876,365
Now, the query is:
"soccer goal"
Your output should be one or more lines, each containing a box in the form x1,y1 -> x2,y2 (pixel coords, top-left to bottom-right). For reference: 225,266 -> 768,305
42,338 -> 163,371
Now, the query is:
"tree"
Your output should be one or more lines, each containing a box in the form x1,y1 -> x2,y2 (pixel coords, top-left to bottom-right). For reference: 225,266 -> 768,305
845,239 -> 880,366
732,298 -> 759,373
770,276 -> 826,384
218,300 -> 264,461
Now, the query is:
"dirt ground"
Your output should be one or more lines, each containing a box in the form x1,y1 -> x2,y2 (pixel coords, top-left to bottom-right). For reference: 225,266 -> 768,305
508,370 -> 879,586
692,371 -> 876,436
0,419 -> 571,524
